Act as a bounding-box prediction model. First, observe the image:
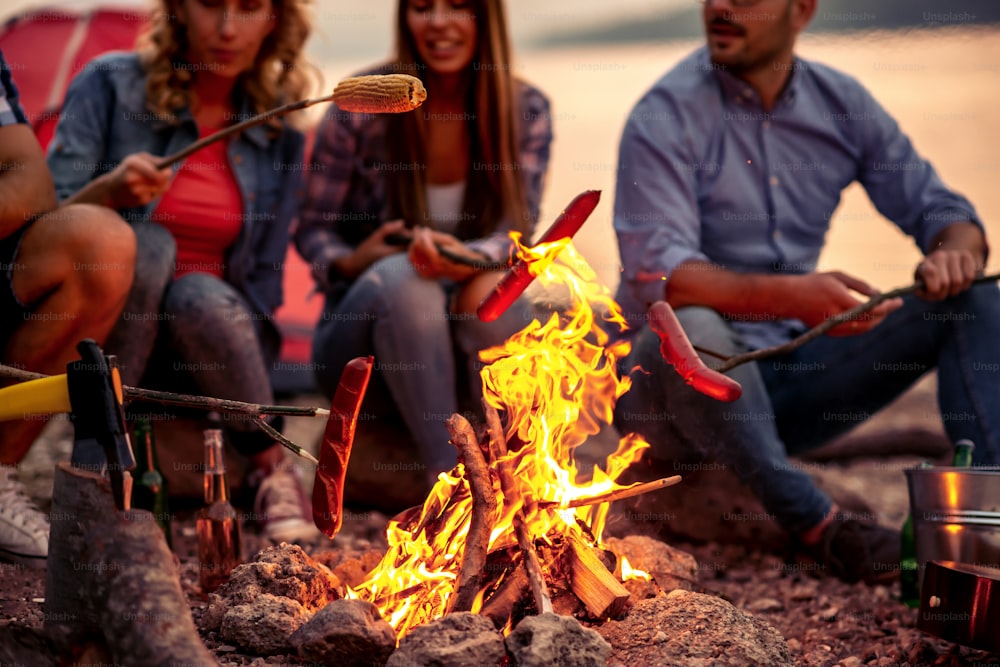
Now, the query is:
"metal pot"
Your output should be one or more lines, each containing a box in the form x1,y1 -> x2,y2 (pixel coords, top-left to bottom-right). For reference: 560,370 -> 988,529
918,560 -> 1000,652
904,466 -> 1000,588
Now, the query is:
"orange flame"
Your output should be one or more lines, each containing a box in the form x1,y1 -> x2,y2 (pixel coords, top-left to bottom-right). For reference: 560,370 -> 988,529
348,235 -> 650,636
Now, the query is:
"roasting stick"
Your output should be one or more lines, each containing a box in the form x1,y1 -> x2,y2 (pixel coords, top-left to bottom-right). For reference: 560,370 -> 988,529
484,401 -> 553,615
153,74 -> 427,169
676,271 -> 1000,374
0,363 -> 327,464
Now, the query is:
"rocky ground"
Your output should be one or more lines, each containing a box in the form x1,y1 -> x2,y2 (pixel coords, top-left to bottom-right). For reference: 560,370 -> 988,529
2,376 -> 998,666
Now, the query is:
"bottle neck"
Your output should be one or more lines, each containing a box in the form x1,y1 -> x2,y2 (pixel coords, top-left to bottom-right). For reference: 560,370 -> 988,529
203,429 -> 230,505
952,440 -> 975,467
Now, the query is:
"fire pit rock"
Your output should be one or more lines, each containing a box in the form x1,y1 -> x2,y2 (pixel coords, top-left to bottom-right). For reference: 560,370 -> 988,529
203,543 -> 341,629
289,598 -> 396,667
597,589 -> 792,667
506,613 -> 611,666
605,534 -> 699,593
386,612 -> 506,667
218,593 -> 309,655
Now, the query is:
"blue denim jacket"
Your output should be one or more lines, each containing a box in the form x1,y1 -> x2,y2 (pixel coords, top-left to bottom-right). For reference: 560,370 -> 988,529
46,52 -> 305,345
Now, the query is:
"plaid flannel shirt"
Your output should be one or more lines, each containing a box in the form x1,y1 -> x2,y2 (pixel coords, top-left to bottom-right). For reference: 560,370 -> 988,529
295,74 -> 552,296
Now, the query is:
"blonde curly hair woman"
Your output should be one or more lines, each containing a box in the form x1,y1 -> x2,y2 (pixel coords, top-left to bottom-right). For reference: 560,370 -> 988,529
47,0 -> 320,543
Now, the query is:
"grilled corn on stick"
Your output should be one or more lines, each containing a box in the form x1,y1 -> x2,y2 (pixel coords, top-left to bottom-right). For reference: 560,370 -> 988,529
332,74 -> 427,114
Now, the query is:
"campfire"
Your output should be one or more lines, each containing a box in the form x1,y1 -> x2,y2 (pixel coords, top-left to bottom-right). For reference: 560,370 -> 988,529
347,235 -> 674,636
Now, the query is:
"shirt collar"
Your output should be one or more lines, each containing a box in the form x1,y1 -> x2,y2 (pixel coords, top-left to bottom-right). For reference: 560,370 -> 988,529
139,86 -> 270,148
703,48 -> 803,109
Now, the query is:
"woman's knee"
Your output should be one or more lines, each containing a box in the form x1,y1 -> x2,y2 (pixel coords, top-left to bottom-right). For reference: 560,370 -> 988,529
163,273 -> 253,329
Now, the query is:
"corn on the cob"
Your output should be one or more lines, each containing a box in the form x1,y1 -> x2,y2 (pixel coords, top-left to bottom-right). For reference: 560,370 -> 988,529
332,74 -> 427,114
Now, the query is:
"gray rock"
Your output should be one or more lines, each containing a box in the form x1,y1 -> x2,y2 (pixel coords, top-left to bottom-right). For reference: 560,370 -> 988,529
220,593 -> 310,655
386,612 -> 505,667
506,613 -> 612,667
204,543 -> 341,631
290,599 -> 396,667
605,534 -> 699,592
597,589 -> 792,667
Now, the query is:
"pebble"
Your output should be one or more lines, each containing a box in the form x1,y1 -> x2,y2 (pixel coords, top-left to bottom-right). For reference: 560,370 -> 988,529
839,657 -> 863,667
818,606 -> 840,622
747,597 -> 784,613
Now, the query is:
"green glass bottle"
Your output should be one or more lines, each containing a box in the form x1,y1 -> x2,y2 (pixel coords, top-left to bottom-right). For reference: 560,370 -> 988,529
952,439 -> 975,468
131,417 -> 172,548
900,460 -> 932,607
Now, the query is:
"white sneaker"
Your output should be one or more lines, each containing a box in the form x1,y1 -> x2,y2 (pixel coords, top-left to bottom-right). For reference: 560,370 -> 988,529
0,466 -> 49,569
252,463 -> 321,543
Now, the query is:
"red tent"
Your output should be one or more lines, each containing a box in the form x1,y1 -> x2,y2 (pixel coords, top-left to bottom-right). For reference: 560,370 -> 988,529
1,3 -> 321,393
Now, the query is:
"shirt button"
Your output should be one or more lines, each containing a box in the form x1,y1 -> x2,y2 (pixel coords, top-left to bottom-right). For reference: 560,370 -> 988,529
773,230 -> 782,239
247,192 -> 256,202
762,120 -> 771,129
233,154 -> 243,164
770,175 -> 780,187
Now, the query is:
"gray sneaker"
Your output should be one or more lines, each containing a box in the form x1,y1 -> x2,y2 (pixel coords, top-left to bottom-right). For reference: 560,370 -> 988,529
0,466 -> 49,569
252,463 -> 321,543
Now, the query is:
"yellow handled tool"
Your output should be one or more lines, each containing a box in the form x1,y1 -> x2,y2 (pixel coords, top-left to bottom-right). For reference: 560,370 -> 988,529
0,374 -> 71,422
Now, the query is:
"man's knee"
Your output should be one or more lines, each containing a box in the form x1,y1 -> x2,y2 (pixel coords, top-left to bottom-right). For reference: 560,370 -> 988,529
674,306 -> 743,354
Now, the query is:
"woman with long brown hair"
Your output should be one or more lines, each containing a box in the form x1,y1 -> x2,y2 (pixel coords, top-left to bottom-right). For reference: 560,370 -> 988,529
47,0 -> 320,542
295,0 -> 553,481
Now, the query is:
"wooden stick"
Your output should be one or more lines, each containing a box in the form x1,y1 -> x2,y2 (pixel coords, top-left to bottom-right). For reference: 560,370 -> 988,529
445,413 -> 497,614
704,272 -> 1000,373
0,364 -> 328,418
536,475 -> 683,510
252,415 -> 318,465
153,93 -> 335,169
484,401 -> 553,615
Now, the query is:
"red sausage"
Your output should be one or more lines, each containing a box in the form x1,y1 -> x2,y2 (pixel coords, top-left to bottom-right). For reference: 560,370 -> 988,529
647,301 -> 742,402
476,190 -> 601,322
312,355 -> 374,538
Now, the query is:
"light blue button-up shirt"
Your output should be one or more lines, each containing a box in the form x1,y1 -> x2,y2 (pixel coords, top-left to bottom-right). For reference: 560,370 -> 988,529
614,47 -> 981,350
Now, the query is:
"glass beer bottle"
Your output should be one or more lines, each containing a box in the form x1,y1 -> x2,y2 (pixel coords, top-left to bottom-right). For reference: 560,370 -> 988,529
131,416 -> 172,548
196,427 -> 242,593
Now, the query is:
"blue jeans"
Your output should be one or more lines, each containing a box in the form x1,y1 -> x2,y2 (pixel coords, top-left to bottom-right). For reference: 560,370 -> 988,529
313,254 -> 534,476
105,223 -> 278,455
614,283 -> 1000,535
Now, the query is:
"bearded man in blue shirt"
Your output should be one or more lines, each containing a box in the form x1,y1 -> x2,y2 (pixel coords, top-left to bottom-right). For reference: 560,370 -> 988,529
613,0 -> 998,584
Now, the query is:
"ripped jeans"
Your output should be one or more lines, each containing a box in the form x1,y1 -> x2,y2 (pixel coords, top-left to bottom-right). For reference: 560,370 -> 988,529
614,284 -> 1000,535
104,223 -> 278,456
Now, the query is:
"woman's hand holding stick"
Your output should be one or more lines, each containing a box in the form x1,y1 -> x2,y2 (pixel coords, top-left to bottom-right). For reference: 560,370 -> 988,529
154,74 -> 427,170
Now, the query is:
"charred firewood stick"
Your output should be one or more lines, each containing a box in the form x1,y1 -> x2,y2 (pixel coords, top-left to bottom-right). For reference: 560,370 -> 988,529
312,356 -> 373,538
535,475 -> 683,511
445,414 -> 497,614
480,565 -> 531,630
484,401 -> 553,615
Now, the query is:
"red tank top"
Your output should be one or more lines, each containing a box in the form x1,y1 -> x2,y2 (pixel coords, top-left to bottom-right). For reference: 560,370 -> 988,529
152,126 -> 243,279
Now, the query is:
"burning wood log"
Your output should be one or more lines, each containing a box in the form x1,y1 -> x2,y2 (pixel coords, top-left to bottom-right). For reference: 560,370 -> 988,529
566,533 -> 631,620
45,462 -> 217,665
484,401 -> 553,615
444,414 -> 497,614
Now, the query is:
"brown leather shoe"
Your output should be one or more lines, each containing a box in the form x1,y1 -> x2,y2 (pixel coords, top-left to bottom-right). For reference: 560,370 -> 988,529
799,515 -> 900,585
